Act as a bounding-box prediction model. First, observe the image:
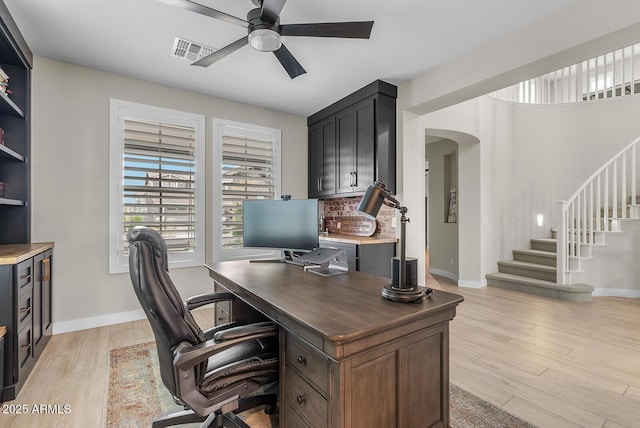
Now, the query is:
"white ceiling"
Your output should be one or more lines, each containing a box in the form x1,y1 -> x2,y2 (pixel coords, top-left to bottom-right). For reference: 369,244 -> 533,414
5,0 -> 580,117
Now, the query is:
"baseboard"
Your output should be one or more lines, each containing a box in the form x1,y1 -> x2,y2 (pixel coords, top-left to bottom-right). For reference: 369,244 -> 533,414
52,309 -> 147,334
428,268 -> 459,283
592,288 -> 640,298
458,278 -> 487,289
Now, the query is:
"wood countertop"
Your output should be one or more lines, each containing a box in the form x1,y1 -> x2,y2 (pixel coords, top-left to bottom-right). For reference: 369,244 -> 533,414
319,233 -> 397,245
0,242 -> 54,265
0,325 -> 6,338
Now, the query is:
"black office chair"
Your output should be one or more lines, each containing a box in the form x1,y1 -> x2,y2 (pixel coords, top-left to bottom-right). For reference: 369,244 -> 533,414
127,226 -> 279,428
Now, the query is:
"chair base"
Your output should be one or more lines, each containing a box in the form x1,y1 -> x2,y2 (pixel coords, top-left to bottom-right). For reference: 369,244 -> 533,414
151,394 -> 277,428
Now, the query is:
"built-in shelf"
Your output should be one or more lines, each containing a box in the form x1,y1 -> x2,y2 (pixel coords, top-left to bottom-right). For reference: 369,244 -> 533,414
0,144 -> 23,162
0,89 -> 23,117
0,197 -> 24,206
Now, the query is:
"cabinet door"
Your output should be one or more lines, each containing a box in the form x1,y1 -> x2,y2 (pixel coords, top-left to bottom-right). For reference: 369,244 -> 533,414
308,117 -> 336,197
336,108 -> 355,194
353,98 -> 375,192
32,250 -> 52,354
33,253 -> 43,347
42,251 -> 52,337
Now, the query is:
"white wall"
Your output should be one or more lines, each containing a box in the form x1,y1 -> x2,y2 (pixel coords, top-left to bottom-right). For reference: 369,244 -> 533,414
410,93 -> 640,293
30,56 -> 307,332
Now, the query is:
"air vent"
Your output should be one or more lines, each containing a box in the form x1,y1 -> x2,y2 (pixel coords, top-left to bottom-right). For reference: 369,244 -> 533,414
172,37 -> 216,62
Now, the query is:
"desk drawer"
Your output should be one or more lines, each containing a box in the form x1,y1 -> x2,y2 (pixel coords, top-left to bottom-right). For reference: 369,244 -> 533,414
17,288 -> 33,332
285,368 -> 327,428
215,302 -> 230,326
284,401 -> 313,428
17,327 -> 32,371
285,333 -> 328,393
16,259 -> 33,296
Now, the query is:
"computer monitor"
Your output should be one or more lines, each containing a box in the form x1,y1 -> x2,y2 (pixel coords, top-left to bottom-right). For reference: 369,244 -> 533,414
242,199 -> 319,253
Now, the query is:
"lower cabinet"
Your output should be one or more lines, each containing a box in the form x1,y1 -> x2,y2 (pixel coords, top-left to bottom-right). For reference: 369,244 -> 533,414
282,324 -> 449,428
319,240 -> 395,278
0,244 -> 53,401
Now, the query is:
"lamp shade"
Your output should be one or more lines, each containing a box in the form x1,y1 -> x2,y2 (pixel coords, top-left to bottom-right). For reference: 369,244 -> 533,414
356,181 -> 387,219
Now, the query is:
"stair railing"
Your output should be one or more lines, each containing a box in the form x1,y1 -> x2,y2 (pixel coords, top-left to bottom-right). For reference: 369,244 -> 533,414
491,42 -> 640,105
557,135 -> 640,284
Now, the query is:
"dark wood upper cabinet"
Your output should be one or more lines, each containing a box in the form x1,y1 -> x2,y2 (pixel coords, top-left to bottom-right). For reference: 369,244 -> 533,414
308,116 -> 336,198
308,80 -> 397,198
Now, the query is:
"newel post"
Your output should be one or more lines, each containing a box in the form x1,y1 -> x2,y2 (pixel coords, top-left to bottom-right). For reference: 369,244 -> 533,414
556,200 -> 568,285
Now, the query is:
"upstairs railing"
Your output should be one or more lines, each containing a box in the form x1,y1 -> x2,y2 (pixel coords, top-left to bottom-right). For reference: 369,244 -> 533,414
491,42 -> 640,105
557,135 -> 640,284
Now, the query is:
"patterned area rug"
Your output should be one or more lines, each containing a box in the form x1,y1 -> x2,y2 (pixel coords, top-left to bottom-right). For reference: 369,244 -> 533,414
107,342 -> 536,428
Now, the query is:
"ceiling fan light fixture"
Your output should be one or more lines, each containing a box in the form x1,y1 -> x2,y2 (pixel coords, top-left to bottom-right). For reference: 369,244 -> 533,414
249,28 -> 282,52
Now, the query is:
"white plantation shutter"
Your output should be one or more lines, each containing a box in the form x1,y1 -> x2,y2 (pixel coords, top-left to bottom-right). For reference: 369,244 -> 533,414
221,136 -> 276,249
123,119 -> 196,252
110,100 -> 205,273
213,119 -> 281,260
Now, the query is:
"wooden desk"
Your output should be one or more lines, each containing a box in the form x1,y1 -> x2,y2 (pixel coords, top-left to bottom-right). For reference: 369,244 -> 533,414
206,261 -> 463,428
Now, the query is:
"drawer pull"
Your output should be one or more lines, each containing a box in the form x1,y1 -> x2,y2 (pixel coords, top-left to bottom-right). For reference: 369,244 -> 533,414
19,307 -> 31,315
296,355 -> 306,365
296,395 -> 306,405
20,274 -> 31,282
42,258 -> 51,281
21,343 -> 31,352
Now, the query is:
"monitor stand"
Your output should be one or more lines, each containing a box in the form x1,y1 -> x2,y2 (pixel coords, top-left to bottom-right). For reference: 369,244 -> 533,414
249,250 -> 308,266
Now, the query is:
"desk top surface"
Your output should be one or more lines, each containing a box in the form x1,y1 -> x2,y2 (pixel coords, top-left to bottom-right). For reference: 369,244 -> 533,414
207,260 -> 463,347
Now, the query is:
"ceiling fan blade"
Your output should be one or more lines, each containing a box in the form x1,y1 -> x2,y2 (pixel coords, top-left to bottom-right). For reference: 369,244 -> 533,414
157,0 -> 247,28
192,37 -> 248,67
260,0 -> 287,23
280,21 -> 374,39
273,44 -> 306,79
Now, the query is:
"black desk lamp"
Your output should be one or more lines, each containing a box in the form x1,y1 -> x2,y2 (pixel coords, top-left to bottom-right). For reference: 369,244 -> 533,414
357,181 -> 427,302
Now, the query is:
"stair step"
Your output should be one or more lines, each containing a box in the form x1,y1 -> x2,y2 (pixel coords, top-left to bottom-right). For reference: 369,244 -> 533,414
513,249 -> 556,266
486,272 -> 593,302
498,260 -> 556,281
530,238 -> 556,252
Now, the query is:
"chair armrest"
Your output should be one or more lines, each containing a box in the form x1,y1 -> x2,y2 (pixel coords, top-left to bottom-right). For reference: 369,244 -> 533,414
173,323 -> 277,376
185,292 -> 235,311
172,324 -> 277,416
212,321 -> 276,342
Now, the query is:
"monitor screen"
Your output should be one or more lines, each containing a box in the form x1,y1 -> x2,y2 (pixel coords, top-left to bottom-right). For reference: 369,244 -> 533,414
243,199 -> 319,251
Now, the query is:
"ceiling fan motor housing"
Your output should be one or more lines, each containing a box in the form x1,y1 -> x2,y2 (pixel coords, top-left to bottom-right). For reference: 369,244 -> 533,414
247,8 -> 281,51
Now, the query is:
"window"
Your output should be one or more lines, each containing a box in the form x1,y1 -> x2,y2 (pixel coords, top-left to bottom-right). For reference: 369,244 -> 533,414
109,99 -> 205,273
212,118 -> 281,261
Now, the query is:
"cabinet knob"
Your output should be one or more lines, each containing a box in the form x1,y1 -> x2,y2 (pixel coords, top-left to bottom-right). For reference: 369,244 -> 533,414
296,395 -> 306,405
296,355 -> 306,365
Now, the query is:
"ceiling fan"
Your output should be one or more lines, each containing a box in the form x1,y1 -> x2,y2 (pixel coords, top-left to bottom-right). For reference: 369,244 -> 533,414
159,0 -> 374,79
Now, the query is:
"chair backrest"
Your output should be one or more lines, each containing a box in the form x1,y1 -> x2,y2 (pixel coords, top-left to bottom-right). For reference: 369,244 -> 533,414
127,226 -> 206,396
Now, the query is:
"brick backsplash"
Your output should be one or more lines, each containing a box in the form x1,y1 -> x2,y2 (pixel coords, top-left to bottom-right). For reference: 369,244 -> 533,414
322,196 -> 396,239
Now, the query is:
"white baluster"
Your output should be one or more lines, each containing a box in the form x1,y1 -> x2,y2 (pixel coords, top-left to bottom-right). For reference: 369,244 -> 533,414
622,153 -> 627,219
596,175 -> 601,232
633,145 -> 637,212
604,166 -> 609,231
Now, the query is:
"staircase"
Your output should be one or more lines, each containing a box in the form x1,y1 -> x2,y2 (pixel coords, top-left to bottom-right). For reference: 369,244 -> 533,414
487,135 -> 640,302
486,236 -> 594,302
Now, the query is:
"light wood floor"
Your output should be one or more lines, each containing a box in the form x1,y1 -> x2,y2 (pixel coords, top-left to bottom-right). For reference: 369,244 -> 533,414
1,278 -> 639,428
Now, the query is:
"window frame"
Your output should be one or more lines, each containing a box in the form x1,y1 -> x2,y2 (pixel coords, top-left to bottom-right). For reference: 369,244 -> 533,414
212,118 -> 282,262
109,98 -> 206,273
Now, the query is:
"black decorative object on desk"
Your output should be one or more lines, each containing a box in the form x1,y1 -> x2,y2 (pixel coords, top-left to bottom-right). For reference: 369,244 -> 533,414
357,181 -> 432,302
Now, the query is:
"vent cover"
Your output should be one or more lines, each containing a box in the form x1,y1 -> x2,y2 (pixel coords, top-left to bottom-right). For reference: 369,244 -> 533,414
172,37 -> 216,62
